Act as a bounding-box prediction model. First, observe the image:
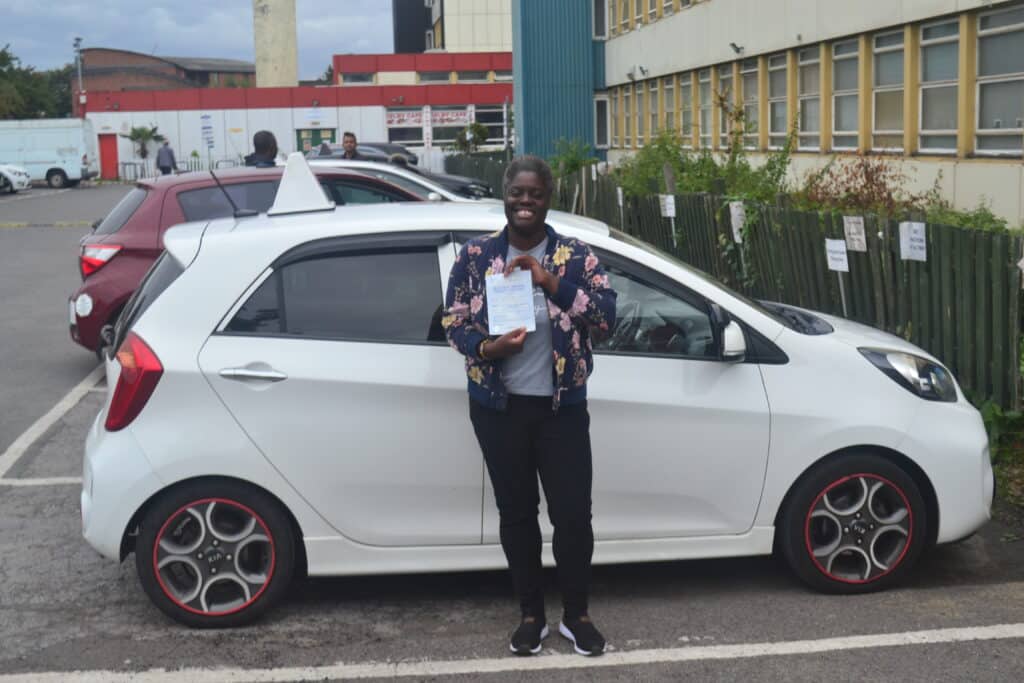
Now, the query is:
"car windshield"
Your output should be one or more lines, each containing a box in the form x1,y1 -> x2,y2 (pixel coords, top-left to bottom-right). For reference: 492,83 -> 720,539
608,228 -> 798,331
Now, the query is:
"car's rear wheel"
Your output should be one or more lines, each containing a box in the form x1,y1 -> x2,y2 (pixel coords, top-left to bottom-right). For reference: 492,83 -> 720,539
135,480 -> 295,628
47,170 -> 68,189
778,453 -> 927,594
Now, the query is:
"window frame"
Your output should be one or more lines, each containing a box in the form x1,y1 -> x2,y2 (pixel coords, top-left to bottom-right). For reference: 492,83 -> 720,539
649,79 -> 660,138
663,0 -> 675,15
635,0 -> 644,25
797,47 -> 822,151
648,0 -> 658,22
619,0 -> 630,33
832,39 -> 860,151
741,58 -> 759,149
594,0 -> 609,39
975,3 -> 1024,156
595,94 -> 611,149
663,76 -> 676,131
768,54 -> 788,149
636,82 -> 646,146
918,19 -> 960,155
680,74 -> 693,147
612,88 -> 620,147
872,30 -> 906,152
718,65 -> 734,149
698,68 -> 712,148
623,85 -> 633,145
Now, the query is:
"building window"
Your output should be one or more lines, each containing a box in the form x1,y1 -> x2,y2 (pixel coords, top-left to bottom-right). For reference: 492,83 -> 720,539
594,96 -> 610,149
594,0 -> 608,39
637,83 -> 646,146
609,0 -> 617,36
768,53 -> 788,148
977,3 -> 1024,154
798,47 -> 821,150
418,71 -> 450,83
620,0 -> 630,32
635,0 -> 644,25
681,75 -> 693,146
664,0 -> 675,15
664,76 -> 675,131
832,40 -> 859,150
873,31 -> 905,150
718,65 -> 733,148
457,71 -> 490,83
624,86 -> 632,145
431,106 -> 469,143
741,58 -> 759,148
474,105 -> 508,143
698,68 -> 712,148
612,88 -> 620,147
342,73 -> 374,85
494,70 -> 513,82
649,80 -> 660,137
648,0 -> 657,22
917,20 -> 959,153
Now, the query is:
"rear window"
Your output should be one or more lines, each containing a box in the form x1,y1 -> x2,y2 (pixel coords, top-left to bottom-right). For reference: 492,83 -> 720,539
94,187 -> 148,235
177,181 -> 280,221
112,252 -> 185,350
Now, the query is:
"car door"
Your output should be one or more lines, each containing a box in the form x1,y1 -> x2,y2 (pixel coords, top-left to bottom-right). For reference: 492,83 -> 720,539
480,251 -> 772,542
198,232 -> 484,546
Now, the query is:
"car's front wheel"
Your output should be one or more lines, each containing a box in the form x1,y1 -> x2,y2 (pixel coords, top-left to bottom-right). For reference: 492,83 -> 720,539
778,453 -> 927,593
135,479 -> 296,628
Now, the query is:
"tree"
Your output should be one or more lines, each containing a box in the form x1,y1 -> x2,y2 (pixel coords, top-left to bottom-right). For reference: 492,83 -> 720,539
453,122 -> 490,154
121,126 -> 165,160
319,64 -> 335,85
0,45 -> 73,118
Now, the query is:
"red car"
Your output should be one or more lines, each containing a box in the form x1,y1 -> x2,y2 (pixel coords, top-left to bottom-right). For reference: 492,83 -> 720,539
69,166 -> 420,355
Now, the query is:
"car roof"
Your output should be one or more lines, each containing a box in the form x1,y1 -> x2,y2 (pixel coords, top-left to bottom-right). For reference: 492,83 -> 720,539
137,165 -> 385,190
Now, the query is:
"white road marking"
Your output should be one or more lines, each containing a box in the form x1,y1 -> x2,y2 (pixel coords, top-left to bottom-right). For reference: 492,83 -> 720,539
0,188 -> 70,204
1,622 -> 1022,681
0,365 -> 102,479
0,477 -> 82,487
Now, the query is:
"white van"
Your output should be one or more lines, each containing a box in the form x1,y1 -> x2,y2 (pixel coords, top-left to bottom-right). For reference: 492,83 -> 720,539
0,118 -> 100,188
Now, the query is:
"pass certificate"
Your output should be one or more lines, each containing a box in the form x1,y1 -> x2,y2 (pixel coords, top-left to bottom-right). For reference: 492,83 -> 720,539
485,269 -> 537,335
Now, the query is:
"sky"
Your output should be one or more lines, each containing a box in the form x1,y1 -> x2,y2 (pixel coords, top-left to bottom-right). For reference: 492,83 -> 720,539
7,0 -> 394,80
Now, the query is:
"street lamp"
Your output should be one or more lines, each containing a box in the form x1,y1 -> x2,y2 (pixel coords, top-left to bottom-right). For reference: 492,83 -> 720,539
74,37 -> 85,115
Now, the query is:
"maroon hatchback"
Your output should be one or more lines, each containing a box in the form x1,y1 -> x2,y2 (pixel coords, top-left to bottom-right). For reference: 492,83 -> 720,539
68,166 -> 420,355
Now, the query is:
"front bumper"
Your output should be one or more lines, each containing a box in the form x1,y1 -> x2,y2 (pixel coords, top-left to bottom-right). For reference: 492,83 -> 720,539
81,407 -> 163,561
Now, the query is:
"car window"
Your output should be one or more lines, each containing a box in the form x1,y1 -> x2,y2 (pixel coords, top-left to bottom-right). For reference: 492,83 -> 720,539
361,170 -> 433,199
321,179 -> 406,205
94,187 -> 148,235
177,181 -> 280,221
595,264 -> 716,359
226,249 -> 445,343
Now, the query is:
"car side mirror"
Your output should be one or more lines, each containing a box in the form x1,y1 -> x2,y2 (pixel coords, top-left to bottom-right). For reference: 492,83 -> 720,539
710,303 -> 745,363
427,192 -> 443,202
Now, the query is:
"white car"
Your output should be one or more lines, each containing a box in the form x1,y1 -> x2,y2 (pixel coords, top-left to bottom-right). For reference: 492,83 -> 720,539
82,155 -> 992,628
307,158 -> 499,203
0,163 -> 32,193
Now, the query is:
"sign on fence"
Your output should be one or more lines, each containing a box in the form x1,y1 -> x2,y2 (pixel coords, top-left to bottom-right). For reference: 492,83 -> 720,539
843,216 -> 868,252
729,202 -> 745,243
659,194 -> 676,218
899,222 -> 927,261
825,239 -> 850,272
591,164 -> 597,181
200,113 -> 214,150
616,186 -> 624,207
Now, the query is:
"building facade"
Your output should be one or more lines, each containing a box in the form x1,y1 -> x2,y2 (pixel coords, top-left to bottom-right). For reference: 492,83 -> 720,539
599,0 -> 1024,223
252,0 -> 299,87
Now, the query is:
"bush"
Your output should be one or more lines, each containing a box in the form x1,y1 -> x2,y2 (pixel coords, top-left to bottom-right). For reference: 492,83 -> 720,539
548,138 -> 598,178
792,153 -> 924,216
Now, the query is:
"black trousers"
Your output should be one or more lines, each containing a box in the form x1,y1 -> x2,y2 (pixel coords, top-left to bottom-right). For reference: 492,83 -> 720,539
470,395 -> 594,620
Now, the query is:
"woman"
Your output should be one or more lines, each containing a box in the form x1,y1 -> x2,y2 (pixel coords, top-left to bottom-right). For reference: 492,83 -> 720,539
442,156 -> 617,656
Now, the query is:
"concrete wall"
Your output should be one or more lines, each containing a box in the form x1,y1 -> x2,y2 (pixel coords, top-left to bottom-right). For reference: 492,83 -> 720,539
443,0 -> 513,52
253,0 -> 298,87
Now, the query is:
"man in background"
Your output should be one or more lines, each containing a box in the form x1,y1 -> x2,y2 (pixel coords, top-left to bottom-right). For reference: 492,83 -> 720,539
156,141 -> 176,175
245,131 -> 278,167
341,131 -> 363,160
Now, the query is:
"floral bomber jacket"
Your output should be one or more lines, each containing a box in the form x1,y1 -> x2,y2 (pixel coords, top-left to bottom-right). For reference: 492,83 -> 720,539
442,224 -> 617,411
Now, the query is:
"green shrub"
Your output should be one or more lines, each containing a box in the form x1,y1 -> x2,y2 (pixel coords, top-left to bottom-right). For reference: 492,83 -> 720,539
548,137 -> 598,179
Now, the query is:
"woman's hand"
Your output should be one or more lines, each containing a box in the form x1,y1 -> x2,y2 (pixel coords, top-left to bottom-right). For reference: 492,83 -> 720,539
505,255 -> 559,295
485,328 -> 528,358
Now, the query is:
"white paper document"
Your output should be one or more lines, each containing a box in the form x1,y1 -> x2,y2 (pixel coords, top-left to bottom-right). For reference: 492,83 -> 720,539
485,269 -> 537,335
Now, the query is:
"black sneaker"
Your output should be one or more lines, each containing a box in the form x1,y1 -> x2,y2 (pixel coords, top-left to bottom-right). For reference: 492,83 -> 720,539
510,616 -> 549,655
559,615 -> 606,656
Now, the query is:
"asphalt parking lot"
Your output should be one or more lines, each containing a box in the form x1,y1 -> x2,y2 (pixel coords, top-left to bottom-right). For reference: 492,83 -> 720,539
0,184 -> 1022,682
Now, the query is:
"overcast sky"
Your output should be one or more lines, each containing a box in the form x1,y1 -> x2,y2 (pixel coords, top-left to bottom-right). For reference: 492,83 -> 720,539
8,0 -> 394,80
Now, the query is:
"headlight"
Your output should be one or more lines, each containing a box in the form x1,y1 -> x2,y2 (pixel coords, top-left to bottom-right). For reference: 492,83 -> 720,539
859,348 -> 958,402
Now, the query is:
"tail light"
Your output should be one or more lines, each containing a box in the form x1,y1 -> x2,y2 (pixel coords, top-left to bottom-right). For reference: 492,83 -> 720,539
105,332 -> 163,432
80,244 -> 121,278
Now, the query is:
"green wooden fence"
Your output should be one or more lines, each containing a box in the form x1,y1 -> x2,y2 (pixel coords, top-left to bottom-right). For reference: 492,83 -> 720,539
448,157 -> 1024,409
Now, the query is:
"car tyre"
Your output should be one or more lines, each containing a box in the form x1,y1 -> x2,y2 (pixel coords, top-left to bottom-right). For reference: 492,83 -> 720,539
778,453 -> 927,594
135,479 -> 296,628
47,170 -> 68,189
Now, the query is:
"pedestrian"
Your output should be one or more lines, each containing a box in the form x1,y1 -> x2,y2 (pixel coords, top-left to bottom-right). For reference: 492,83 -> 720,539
442,155 -> 617,657
244,130 -> 278,167
156,141 -> 176,175
341,131 -> 362,160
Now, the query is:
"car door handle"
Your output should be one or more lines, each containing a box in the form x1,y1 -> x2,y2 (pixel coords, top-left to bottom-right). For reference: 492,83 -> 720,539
218,367 -> 288,382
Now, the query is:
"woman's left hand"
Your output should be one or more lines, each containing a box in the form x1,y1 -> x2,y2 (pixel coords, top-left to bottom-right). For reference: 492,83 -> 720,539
505,255 -> 558,295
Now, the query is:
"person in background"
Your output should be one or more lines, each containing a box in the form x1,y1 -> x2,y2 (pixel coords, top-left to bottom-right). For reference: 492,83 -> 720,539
156,141 -> 176,175
244,131 -> 278,167
442,156 -> 617,658
341,131 -> 362,160
318,141 -> 332,156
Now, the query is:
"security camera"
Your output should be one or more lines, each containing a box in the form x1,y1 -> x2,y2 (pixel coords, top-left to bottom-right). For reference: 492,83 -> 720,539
729,42 -> 744,55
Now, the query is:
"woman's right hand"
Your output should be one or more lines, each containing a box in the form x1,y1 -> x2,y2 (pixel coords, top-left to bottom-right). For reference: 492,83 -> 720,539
486,328 -> 527,358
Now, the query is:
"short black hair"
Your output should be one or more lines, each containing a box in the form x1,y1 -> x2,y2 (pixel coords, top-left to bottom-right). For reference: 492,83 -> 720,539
503,155 -> 554,196
253,130 -> 277,155
343,131 -> 357,141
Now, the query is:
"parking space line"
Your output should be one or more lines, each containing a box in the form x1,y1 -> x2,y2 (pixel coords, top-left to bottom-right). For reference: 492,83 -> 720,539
1,622 -> 1022,681
0,477 -> 82,487
0,365 -> 102,479
0,188 -> 69,204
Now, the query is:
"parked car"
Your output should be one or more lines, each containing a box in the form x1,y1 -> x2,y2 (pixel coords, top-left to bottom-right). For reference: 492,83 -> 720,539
308,142 -> 418,165
68,166 -> 420,356
307,158 -> 496,201
0,162 -> 32,193
0,118 -> 99,188
81,155 -> 992,627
